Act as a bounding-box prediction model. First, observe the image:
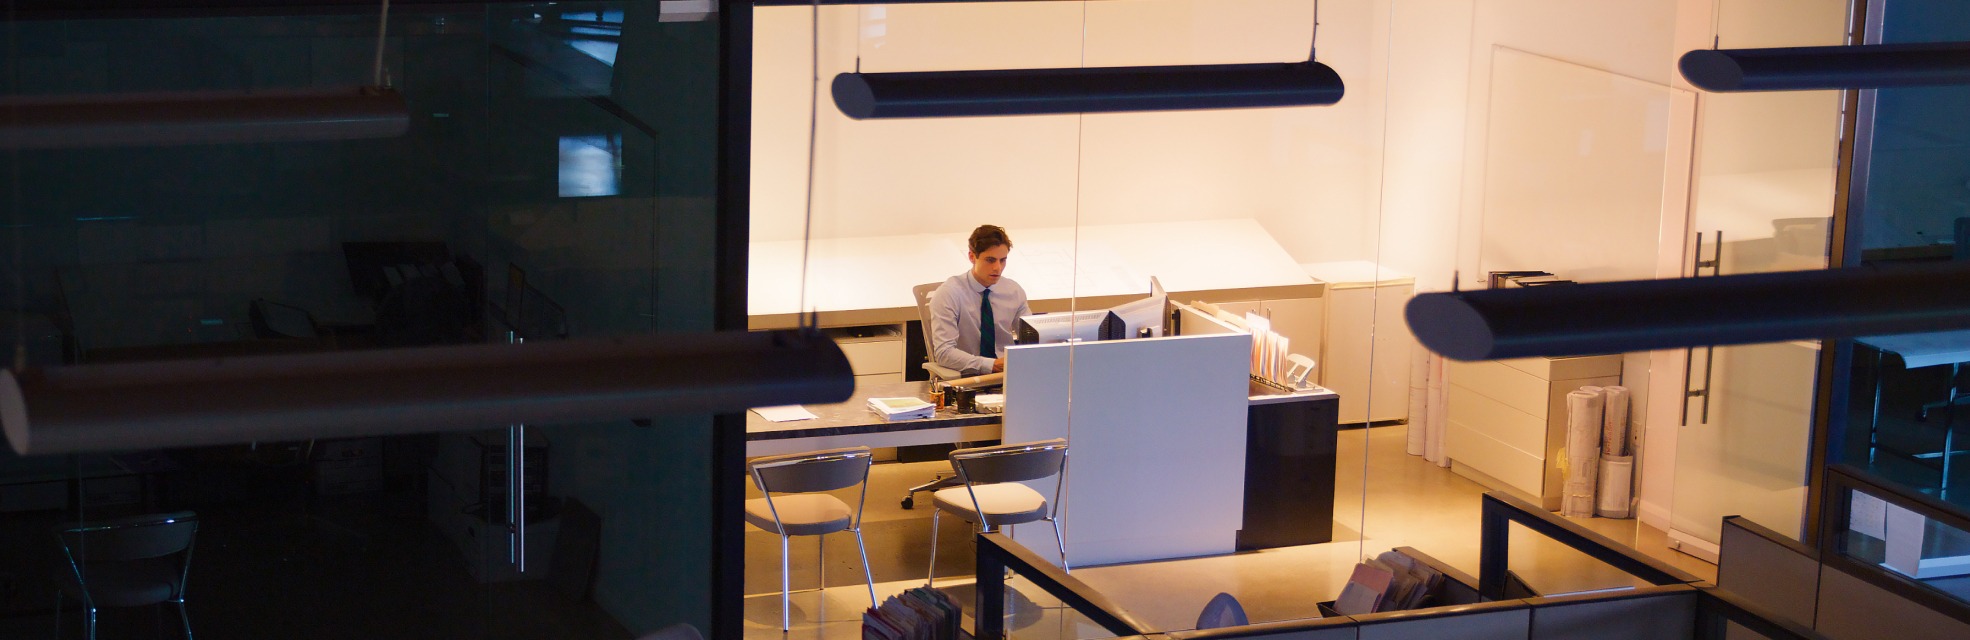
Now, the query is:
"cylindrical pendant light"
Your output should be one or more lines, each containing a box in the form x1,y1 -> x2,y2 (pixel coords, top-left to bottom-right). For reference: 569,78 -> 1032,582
0,87 -> 411,149
832,61 -> 1344,119
1406,262 -> 1970,361
1679,42 -> 1970,92
0,329 -> 853,455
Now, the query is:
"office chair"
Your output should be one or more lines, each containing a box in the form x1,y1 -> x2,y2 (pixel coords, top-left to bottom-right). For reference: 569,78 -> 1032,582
1196,592 -> 1250,629
635,623 -> 703,640
54,511 -> 199,640
745,447 -> 878,631
901,282 -> 973,510
926,439 -> 1069,586
912,282 -> 965,383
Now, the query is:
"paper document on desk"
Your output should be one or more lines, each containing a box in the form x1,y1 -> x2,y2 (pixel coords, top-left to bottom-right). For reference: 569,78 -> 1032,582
868,397 -> 935,421
751,405 -> 818,422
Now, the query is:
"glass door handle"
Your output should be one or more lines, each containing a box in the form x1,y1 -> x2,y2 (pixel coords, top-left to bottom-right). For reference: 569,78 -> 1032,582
1682,232 -> 1723,425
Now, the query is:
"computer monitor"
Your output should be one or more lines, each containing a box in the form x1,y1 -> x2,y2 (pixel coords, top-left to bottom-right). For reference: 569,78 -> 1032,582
1015,310 -> 1123,345
1107,276 -> 1169,339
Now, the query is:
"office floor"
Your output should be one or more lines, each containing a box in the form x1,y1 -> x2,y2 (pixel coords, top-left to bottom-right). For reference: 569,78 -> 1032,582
741,426 -> 1719,640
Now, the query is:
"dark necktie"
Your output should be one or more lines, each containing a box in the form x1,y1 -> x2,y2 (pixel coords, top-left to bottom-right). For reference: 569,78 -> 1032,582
979,288 -> 996,357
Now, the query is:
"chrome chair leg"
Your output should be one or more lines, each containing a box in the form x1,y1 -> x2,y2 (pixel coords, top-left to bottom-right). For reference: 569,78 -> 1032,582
85,607 -> 97,640
1048,517 -> 1070,571
176,599 -> 194,640
926,510 -> 941,586
779,533 -> 792,631
854,527 -> 877,606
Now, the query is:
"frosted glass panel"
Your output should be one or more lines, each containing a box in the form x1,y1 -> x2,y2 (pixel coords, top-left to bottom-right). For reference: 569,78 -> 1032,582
1475,46 -> 1689,285
1671,341 -> 1819,546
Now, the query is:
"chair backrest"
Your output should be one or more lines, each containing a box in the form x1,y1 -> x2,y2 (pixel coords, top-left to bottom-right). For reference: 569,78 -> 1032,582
636,623 -> 704,640
1196,592 -> 1249,629
951,439 -> 1067,484
59,511 -> 198,562
749,447 -> 872,494
912,281 -> 942,355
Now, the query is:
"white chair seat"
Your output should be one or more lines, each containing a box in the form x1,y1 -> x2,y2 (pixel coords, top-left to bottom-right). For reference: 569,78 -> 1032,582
744,494 -> 851,536
932,483 -> 1048,526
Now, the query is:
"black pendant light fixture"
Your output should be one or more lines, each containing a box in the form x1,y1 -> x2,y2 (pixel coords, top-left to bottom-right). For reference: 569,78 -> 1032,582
1406,262 -> 1970,361
0,330 -> 853,455
1679,41 -> 1970,92
0,88 -> 410,149
0,0 -> 409,148
831,1 -> 1344,119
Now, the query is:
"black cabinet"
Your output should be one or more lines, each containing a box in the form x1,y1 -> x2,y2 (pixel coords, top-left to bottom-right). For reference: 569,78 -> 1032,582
1237,391 -> 1339,551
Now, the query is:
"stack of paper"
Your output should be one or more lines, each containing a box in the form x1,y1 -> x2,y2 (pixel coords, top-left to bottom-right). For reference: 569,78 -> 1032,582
863,587 -> 962,640
1333,562 -> 1394,615
867,397 -> 935,422
1332,551 -> 1447,615
1243,312 -> 1292,386
1371,550 -> 1446,612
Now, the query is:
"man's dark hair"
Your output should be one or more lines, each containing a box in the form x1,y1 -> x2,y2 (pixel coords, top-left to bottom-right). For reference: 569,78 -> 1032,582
968,225 -> 1013,255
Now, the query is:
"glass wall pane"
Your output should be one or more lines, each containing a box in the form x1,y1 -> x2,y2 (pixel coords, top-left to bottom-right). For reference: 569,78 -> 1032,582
751,0 -> 1377,635
1838,486 -> 1970,607
0,2 -> 724,637
1840,0 -> 1970,513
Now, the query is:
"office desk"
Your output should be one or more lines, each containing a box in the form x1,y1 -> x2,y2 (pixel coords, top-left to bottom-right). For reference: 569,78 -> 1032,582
1857,331 -> 1970,489
745,381 -> 1002,457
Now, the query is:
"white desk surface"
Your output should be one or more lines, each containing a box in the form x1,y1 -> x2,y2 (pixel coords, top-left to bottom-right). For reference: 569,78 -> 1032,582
1859,331 -> 1970,369
749,219 -> 1321,329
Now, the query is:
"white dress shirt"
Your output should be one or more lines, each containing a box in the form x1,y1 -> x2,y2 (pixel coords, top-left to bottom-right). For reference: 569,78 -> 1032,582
928,271 -> 1030,376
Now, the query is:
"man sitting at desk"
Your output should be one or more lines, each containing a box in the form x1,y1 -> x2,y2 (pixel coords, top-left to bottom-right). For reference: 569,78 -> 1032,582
929,225 -> 1029,376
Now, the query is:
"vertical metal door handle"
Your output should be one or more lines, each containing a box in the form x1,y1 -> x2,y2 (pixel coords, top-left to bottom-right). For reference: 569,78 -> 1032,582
1682,346 -> 1697,425
1681,232 -> 1724,425
516,423 -> 527,573
1698,345 -> 1715,423
516,423 -> 524,563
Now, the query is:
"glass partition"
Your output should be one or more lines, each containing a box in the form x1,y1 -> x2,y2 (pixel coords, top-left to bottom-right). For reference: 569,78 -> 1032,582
1836,0 -> 1970,513
749,0 -> 1384,635
745,0 -> 1861,638
0,2 -> 724,637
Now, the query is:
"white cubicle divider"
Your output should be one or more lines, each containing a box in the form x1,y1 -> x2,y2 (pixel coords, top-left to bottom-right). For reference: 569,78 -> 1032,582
1003,332 -> 1250,567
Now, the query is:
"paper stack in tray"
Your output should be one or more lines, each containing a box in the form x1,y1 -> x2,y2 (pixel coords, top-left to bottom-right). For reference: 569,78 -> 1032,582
863,587 -> 962,640
868,397 -> 934,422
1332,550 -> 1447,615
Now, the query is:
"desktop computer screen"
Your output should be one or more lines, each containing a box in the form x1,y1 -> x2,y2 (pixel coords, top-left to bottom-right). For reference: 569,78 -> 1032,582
1015,309 -> 1121,345
1014,277 -> 1171,344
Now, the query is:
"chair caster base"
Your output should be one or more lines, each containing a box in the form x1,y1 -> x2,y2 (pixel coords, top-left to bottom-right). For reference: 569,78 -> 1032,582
901,496 -> 915,510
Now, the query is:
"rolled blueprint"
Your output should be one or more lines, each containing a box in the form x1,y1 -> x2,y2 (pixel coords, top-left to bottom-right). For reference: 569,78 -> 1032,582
1601,385 -> 1631,457
1408,347 -> 1429,456
1562,388 -> 1605,517
1425,353 -> 1449,467
1597,455 -> 1634,518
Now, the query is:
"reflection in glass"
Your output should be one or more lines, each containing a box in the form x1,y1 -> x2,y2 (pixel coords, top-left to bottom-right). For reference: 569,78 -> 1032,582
1843,488 -> 1970,604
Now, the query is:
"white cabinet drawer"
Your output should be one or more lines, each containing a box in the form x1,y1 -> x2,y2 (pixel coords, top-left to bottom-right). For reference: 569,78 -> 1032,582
1449,360 -> 1551,418
1447,420 -> 1545,498
1447,383 -> 1547,457
837,336 -> 905,376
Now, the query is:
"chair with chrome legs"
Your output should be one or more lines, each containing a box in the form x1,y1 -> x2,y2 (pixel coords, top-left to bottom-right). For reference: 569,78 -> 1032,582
745,447 -> 878,631
926,439 -> 1069,586
54,511 -> 199,640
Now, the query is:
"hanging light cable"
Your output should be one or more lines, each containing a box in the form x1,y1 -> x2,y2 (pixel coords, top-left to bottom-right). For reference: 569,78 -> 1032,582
0,1 -> 409,148
831,0 -> 1343,119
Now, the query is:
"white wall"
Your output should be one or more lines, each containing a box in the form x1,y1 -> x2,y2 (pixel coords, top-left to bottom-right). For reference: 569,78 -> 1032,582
751,0 -> 1388,266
